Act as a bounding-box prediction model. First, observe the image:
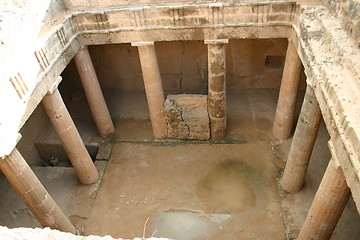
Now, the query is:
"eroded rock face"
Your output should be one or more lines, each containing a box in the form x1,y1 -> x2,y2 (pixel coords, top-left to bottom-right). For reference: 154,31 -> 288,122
164,94 -> 210,140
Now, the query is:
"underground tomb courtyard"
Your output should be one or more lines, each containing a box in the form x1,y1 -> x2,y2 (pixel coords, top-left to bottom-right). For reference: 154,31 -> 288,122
0,0 -> 360,239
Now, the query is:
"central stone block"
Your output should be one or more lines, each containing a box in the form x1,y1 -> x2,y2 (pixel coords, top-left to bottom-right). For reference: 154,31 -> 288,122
164,94 -> 210,140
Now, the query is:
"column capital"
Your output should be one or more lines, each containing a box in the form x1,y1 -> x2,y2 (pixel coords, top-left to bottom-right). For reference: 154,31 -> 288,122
0,133 -> 22,160
208,3 -> 223,7
205,39 -> 229,44
78,45 -> 88,51
131,41 -> 155,47
169,6 -> 183,10
328,140 -> 342,169
47,76 -> 62,95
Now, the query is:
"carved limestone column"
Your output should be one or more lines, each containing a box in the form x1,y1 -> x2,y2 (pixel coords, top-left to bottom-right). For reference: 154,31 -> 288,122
205,39 -> 228,140
42,87 -> 99,185
281,85 -> 322,193
132,41 -> 167,139
297,158 -> 350,240
0,148 -> 76,233
273,40 -> 302,139
74,46 -> 115,138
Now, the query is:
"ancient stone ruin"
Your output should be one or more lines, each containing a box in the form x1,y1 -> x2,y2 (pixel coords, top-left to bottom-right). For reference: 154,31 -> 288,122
0,0 -> 359,239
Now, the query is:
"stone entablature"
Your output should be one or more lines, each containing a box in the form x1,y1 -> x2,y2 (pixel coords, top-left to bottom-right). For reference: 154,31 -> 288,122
292,5 -> 360,211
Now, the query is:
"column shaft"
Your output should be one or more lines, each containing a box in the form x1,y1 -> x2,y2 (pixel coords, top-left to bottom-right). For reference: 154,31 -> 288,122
297,159 -> 350,240
74,46 -> 115,138
134,42 -> 167,139
206,39 -> 228,140
273,40 -> 302,139
281,85 -> 322,193
42,89 -> 99,185
0,148 -> 76,233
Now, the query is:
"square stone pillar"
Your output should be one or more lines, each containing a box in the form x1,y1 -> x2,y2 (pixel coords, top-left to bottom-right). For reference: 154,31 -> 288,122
205,39 -> 228,140
132,41 -> 167,139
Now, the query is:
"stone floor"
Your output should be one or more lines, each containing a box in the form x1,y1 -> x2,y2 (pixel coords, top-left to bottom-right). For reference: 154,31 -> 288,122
84,142 -> 284,240
0,89 -> 359,239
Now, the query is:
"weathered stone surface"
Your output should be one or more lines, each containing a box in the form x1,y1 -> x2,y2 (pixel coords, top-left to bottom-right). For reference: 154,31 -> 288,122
0,226 -> 169,240
164,94 -> 210,140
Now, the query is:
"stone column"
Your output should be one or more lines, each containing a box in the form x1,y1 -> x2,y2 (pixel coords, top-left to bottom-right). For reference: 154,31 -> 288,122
74,46 -> 115,138
280,85 -> 322,193
297,159 -> 350,240
132,42 -> 167,139
42,88 -> 99,185
273,40 -> 302,139
0,148 -> 76,233
205,39 -> 228,140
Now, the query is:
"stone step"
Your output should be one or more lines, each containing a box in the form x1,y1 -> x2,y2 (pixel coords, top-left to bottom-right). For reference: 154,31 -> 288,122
34,121 -> 99,167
